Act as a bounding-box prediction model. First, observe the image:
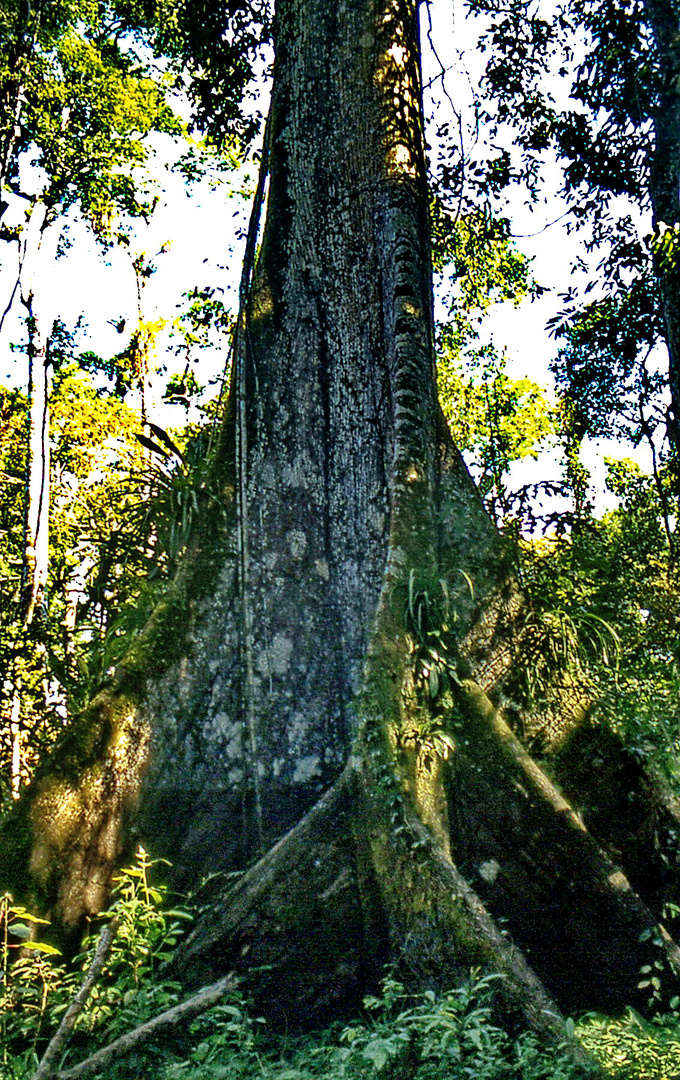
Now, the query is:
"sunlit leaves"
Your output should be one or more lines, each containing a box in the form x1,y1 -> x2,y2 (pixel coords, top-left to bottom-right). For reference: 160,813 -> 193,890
0,2 -> 185,228
432,203 -> 536,309
651,220 -> 680,273
22,20 -> 182,234
517,455 -> 680,783
432,201 -> 553,517
439,347 -> 553,460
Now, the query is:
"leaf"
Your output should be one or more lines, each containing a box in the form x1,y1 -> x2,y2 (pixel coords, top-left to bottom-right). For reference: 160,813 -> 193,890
213,1005 -> 243,1019
465,1026 -> 484,1051
146,421 -> 185,461
428,665 -> 439,698
362,1038 -> 396,1070
9,910 -> 51,925
8,922 -> 32,939
457,568 -> 475,600
135,432 -> 171,458
22,940 -> 62,955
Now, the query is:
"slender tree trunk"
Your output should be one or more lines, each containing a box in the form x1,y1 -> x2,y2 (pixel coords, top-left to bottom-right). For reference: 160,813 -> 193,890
0,0 -> 44,208
644,0 -> 680,454
20,292 -> 50,625
9,689 -> 21,800
3,199 -> 53,803
3,291 -> 51,805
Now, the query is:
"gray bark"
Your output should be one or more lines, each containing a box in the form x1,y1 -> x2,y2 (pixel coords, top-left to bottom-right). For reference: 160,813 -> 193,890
645,0 -> 680,452
20,287 -> 50,626
135,0 -> 505,878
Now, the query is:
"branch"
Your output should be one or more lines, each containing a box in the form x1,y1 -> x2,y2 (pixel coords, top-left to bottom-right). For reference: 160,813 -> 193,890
0,271 -> 20,336
54,974 -> 238,1080
34,919 -> 119,1080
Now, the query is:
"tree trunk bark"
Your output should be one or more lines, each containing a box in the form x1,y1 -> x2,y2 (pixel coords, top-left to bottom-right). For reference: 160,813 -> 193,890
3,0 -> 680,1042
0,1 -> 44,208
2,212 -> 53,806
129,0 -> 511,876
644,0 -> 680,455
20,289 -> 50,626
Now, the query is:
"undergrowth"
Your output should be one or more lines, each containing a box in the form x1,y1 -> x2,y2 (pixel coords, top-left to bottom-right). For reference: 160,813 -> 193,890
3,848 -> 680,1080
576,1009 -> 680,1079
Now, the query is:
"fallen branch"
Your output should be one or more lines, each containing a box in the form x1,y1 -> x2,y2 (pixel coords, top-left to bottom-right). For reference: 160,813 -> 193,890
34,919 -> 119,1080
54,974 -> 238,1080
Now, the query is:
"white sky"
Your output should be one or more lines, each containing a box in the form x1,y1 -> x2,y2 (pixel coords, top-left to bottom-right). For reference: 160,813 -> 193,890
0,143 -> 249,408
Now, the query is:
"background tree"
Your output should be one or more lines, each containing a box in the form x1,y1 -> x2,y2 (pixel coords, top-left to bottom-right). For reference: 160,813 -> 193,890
0,0 -> 180,604
0,348 -> 147,803
0,0 -> 198,808
432,201 -> 555,523
462,0 -> 679,490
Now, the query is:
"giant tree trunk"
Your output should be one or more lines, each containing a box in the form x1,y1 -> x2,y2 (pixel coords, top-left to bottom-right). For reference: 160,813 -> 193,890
4,0 -> 680,1046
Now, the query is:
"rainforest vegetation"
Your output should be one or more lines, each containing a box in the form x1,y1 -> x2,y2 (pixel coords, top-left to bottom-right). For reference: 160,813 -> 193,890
2,0 -> 680,1075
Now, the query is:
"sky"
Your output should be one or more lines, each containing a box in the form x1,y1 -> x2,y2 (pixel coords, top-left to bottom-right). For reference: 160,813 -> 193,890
421,0 -> 661,511
0,141 -> 250,415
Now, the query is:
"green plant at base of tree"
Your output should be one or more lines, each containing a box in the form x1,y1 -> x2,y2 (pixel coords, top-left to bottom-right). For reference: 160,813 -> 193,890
576,1009 -> 680,1079
7,848 -> 680,1080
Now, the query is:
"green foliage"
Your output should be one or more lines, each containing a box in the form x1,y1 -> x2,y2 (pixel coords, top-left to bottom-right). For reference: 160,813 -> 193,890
0,0 -> 241,807
65,846 -> 191,1043
1,858 -> 588,1080
1,847 -> 191,1075
0,384 -> 27,606
457,0 -> 671,459
54,412 -> 225,706
132,972 -> 590,1080
577,1008 -> 680,1078
95,846 -> 189,987
400,569 -> 474,728
7,855 -> 680,1080
30,33 -> 179,233
514,457 -> 680,785
432,204 -> 539,362
0,356 -> 224,802
438,346 -> 554,520
315,975 -> 582,1080
431,204 -> 554,519
0,292 -> 234,805
155,0 -> 270,149
1,895 -> 63,1075
163,285 -> 234,406
0,363 -> 142,798
0,1 -> 183,232
650,222 -> 680,275
549,277 -> 662,445
432,205 -> 534,303
9,966 -> 592,1080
